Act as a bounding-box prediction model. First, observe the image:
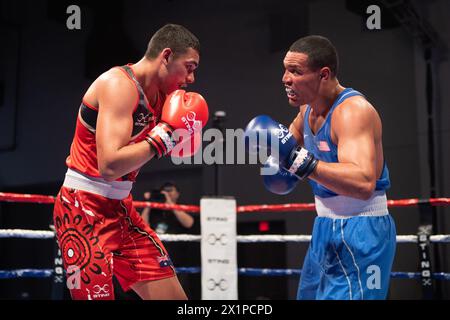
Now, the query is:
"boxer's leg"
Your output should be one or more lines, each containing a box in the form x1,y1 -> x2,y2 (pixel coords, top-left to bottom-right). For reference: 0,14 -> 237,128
297,246 -> 322,299
53,187 -> 116,300
339,215 -> 396,300
317,215 -> 396,300
297,217 -> 330,300
112,197 -> 187,300
131,277 -> 187,300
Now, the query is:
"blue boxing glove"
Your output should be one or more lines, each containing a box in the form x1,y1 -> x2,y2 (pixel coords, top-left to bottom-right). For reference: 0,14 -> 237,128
244,115 -> 318,180
262,156 -> 299,195
244,115 -> 297,158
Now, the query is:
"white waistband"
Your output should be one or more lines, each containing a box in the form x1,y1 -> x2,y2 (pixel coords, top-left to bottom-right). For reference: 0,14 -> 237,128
314,191 -> 388,219
63,168 -> 133,200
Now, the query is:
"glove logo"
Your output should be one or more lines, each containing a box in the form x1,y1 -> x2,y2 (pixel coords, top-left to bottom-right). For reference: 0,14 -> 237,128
275,124 -> 289,139
182,111 -> 202,134
274,124 -> 293,145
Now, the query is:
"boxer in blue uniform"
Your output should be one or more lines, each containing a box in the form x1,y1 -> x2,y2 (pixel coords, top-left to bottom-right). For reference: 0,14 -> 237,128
245,35 -> 396,300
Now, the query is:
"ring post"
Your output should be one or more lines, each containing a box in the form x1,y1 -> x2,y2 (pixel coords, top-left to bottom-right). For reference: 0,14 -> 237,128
200,197 -> 237,300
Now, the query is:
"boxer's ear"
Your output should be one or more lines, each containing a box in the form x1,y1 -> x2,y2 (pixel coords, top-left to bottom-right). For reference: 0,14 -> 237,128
161,48 -> 173,64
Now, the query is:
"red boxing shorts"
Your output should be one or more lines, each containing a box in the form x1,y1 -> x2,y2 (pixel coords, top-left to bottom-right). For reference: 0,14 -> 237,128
53,186 -> 175,300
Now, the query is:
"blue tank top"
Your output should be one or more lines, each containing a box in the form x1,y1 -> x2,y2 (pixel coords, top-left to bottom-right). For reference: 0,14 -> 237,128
303,88 -> 390,198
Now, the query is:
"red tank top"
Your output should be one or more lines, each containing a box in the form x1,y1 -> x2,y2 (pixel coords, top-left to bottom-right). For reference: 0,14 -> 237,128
66,64 -> 164,182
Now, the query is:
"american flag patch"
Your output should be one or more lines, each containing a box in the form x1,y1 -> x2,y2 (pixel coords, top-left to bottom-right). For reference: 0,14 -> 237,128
317,140 -> 330,152
157,255 -> 173,267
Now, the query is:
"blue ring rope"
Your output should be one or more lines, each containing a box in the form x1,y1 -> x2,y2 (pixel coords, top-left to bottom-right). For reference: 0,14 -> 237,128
1,268 -> 450,280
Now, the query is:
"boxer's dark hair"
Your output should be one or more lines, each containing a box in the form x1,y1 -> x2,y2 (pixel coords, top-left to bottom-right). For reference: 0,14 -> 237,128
289,35 -> 338,77
145,24 -> 200,59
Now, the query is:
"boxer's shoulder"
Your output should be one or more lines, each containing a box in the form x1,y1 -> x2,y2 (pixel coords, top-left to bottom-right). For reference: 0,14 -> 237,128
330,97 -> 381,142
97,68 -> 135,90
333,95 -> 378,123
92,68 -> 137,105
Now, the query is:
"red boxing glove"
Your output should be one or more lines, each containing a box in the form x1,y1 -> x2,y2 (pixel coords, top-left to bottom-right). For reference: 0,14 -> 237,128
146,90 -> 209,158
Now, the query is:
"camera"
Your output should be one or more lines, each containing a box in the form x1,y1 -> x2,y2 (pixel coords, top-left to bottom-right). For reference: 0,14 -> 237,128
150,189 -> 166,203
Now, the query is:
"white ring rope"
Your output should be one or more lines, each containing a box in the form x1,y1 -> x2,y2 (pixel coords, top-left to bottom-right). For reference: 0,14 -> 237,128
0,229 -> 55,239
1,229 -> 450,243
160,234 -> 201,242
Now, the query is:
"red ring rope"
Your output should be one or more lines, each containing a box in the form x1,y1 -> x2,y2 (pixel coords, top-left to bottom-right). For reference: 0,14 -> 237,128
1,192 -> 450,213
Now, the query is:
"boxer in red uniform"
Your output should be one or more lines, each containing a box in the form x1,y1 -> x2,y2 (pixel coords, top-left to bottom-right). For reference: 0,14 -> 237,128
53,24 -> 208,300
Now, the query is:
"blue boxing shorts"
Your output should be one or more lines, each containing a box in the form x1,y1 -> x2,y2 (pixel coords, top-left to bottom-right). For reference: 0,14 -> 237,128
297,191 -> 396,300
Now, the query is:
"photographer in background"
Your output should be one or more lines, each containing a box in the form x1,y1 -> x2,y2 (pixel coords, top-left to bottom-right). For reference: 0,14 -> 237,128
141,182 -> 194,233
141,182 -> 200,299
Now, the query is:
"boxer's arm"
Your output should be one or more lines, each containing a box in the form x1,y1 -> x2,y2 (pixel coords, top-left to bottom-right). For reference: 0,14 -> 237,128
96,73 -> 157,181
289,105 -> 306,146
308,99 -> 379,200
